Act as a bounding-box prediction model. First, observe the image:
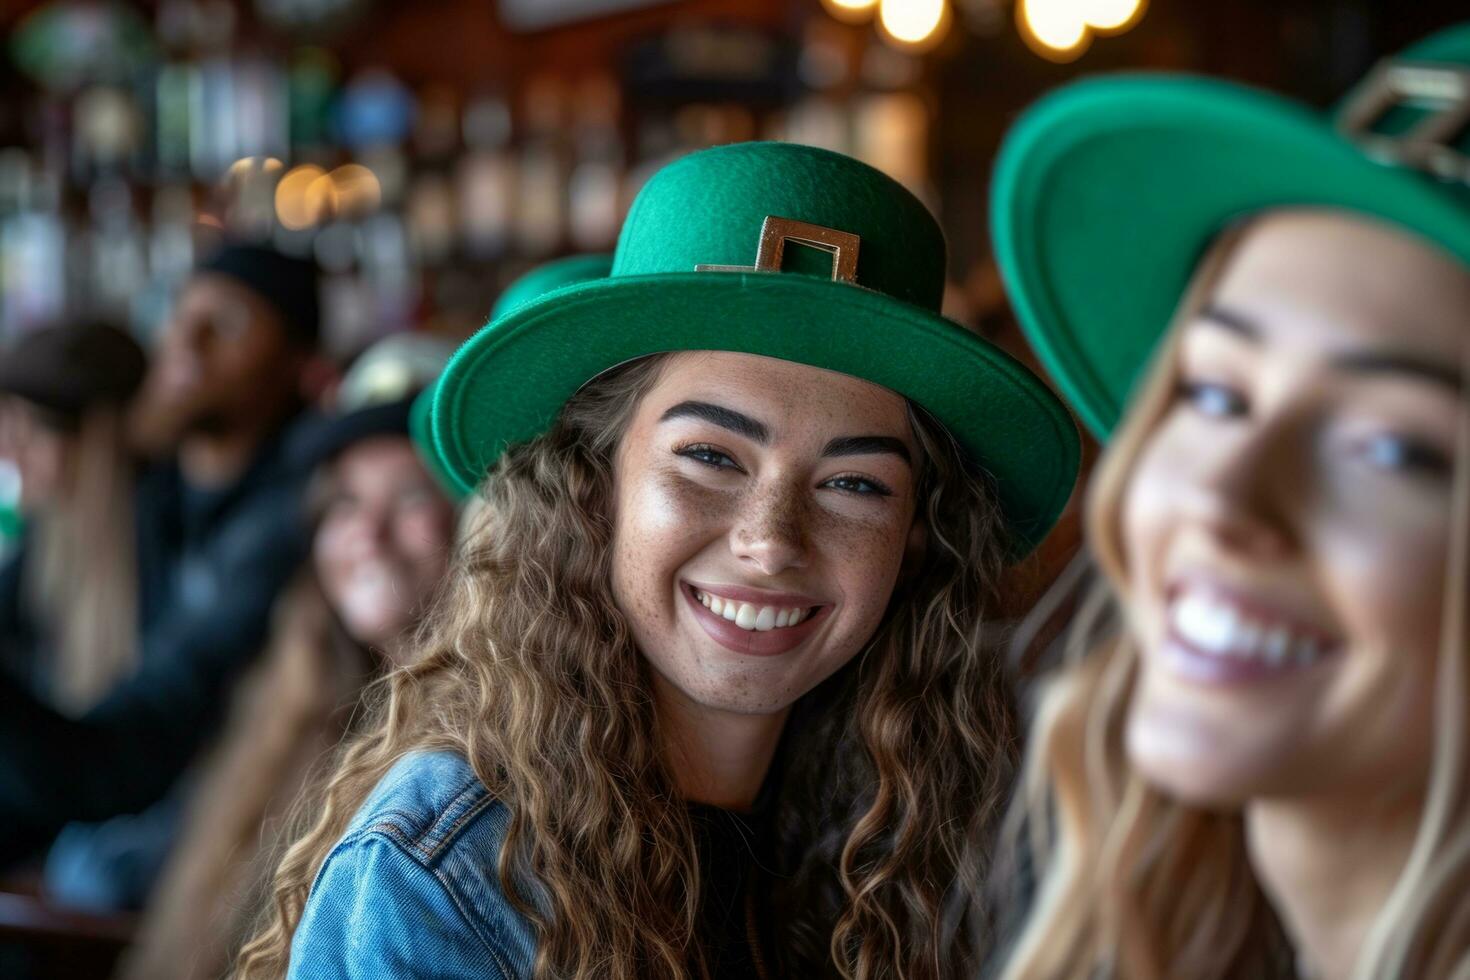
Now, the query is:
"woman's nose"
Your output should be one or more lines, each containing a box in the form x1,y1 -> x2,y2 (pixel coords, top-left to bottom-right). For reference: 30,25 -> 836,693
729,483 -> 810,577
1175,424 -> 1297,559
334,508 -> 395,558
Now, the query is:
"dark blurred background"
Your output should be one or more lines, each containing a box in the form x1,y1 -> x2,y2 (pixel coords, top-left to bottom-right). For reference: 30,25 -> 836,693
0,0 -> 1463,357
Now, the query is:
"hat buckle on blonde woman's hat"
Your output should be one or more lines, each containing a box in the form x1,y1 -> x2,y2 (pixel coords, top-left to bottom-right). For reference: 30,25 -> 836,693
433,141 -> 1080,557
1337,59 -> 1470,181
991,22 -> 1470,442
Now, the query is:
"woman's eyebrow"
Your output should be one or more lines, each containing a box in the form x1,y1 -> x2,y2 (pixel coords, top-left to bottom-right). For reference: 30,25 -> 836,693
1197,303 -> 1261,340
658,401 -> 770,443
1198,305 -> 1462,392
821,435 -> 912,465
1331,350 -> 1463,394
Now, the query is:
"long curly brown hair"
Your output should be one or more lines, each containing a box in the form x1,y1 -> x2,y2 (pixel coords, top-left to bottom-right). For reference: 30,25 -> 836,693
234,353 -> 1021,980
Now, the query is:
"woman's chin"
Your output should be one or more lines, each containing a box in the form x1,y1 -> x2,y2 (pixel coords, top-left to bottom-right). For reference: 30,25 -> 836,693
339,606 -> 412,651
1124,711 -> 1275,810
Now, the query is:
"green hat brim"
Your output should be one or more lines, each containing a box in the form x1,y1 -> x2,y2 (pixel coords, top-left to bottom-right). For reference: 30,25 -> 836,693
433,271 -> 1080,556
992,74 -> 1470,440
410,383 -> 468,503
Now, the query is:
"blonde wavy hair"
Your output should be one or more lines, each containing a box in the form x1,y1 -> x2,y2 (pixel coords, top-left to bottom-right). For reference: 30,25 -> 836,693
26,404 -> 138,714
236,352 -> 1022,980
998,225 -> 1470,980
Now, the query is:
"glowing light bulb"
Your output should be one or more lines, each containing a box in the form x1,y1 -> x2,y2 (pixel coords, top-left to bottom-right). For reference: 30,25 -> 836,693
329,163 -> 382,216
878,0 -> 950,49
1083,0 -> 1144,32
1018,0 -> 1091,60
275,164 -> 333,231
821,0 -> 878,22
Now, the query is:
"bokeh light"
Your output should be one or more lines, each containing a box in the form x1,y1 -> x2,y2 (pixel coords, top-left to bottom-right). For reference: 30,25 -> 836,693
1084,0 -> 1145,32
329,163 -> 382,217
878,0 -> 951,50
1018,0 -> 1092,60
274,164 -> 331,230
820,0 -> 878,21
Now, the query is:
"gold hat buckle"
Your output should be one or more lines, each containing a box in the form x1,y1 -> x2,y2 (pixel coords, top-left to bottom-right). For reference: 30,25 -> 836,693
1338,59 -> 1470,183
696,215 -> 861,284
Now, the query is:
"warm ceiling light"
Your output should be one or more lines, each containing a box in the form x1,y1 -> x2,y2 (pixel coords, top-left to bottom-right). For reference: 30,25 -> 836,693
1083,0 -> 1145,32
275,164 -> 333,230
1018,0 -> 1091,60
820,0 -> 878,23
329,163 -> 382,216
878,0 -> 950,49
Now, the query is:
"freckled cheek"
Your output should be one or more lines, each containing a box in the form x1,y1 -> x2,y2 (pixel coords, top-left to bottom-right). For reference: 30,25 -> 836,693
813,511 -> 911,636
612,468 -> 733,621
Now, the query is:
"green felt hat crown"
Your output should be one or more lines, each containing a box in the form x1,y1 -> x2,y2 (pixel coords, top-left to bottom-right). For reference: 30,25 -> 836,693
992,23 -> 1470,440
435,141 -> 1080,555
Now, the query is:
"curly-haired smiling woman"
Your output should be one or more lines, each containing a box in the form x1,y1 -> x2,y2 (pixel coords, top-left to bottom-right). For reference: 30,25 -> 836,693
234,142 -> 1079,980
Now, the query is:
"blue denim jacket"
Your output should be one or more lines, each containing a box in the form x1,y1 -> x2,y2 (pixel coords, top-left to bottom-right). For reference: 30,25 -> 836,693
287,751 -> 537,978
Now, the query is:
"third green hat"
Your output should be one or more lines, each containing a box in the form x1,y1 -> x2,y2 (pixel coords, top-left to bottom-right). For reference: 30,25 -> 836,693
415,253 -> 613,499
992,23 -> 1470,440
435,141 -> 1080,555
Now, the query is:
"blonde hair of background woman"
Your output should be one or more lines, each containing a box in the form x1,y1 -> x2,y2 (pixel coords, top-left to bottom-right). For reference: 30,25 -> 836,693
997,225 -> 1470,980
26,406 -> 138,714
235,353 -> 1023,980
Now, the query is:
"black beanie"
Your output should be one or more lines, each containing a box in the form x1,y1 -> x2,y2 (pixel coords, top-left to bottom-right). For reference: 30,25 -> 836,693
0,321 -> 148,420
195,242 -> 321,347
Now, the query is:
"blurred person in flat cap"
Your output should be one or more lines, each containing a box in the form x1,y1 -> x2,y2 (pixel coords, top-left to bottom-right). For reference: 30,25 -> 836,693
0,321 -> 147,716
0,242 -> 324,895
113,334 -> 456,980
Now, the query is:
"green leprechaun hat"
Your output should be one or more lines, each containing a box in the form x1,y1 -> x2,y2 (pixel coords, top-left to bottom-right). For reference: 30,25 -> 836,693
433,141 -> 1080,556
992,23 -> 1470,441
412,253 -> 614,500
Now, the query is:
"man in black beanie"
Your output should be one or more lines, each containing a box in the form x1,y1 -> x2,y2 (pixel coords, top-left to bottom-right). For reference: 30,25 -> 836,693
0,242 -> 324,883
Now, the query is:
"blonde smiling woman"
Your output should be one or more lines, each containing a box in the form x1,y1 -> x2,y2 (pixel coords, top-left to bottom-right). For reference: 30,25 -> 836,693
235,141 -> 1080,980
990,21 -> 1470,980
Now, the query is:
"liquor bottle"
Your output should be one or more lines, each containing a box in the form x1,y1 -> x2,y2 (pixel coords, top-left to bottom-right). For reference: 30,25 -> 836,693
513,75 -> 568,258
568,74 -> 624,251
458,91 -> 514,260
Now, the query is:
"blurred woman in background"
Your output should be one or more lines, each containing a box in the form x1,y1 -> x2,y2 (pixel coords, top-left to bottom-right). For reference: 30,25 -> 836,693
989,22 -> 1470,980
117,334 -> 457,980
0,320 -> 147,715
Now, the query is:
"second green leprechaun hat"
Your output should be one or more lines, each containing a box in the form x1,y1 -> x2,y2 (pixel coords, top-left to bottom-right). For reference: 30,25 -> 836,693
489,253 -> 616,322
992,23 -> 1470,441
434,141 -> 1080,555
414,253 -> 614,500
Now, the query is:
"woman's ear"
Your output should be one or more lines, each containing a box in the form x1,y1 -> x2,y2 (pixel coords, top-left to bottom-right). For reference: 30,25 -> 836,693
899,518 -> 928,583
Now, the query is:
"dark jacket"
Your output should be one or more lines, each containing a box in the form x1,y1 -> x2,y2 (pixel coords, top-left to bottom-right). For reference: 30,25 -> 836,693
0,418 -> 315,865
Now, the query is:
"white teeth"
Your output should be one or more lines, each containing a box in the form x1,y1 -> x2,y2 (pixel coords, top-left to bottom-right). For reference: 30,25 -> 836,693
693,589 -> 813,633
1169,589 -> 1330,669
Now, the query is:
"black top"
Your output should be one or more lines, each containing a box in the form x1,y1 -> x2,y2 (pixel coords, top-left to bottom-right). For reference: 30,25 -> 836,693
690,802 -> 775,979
